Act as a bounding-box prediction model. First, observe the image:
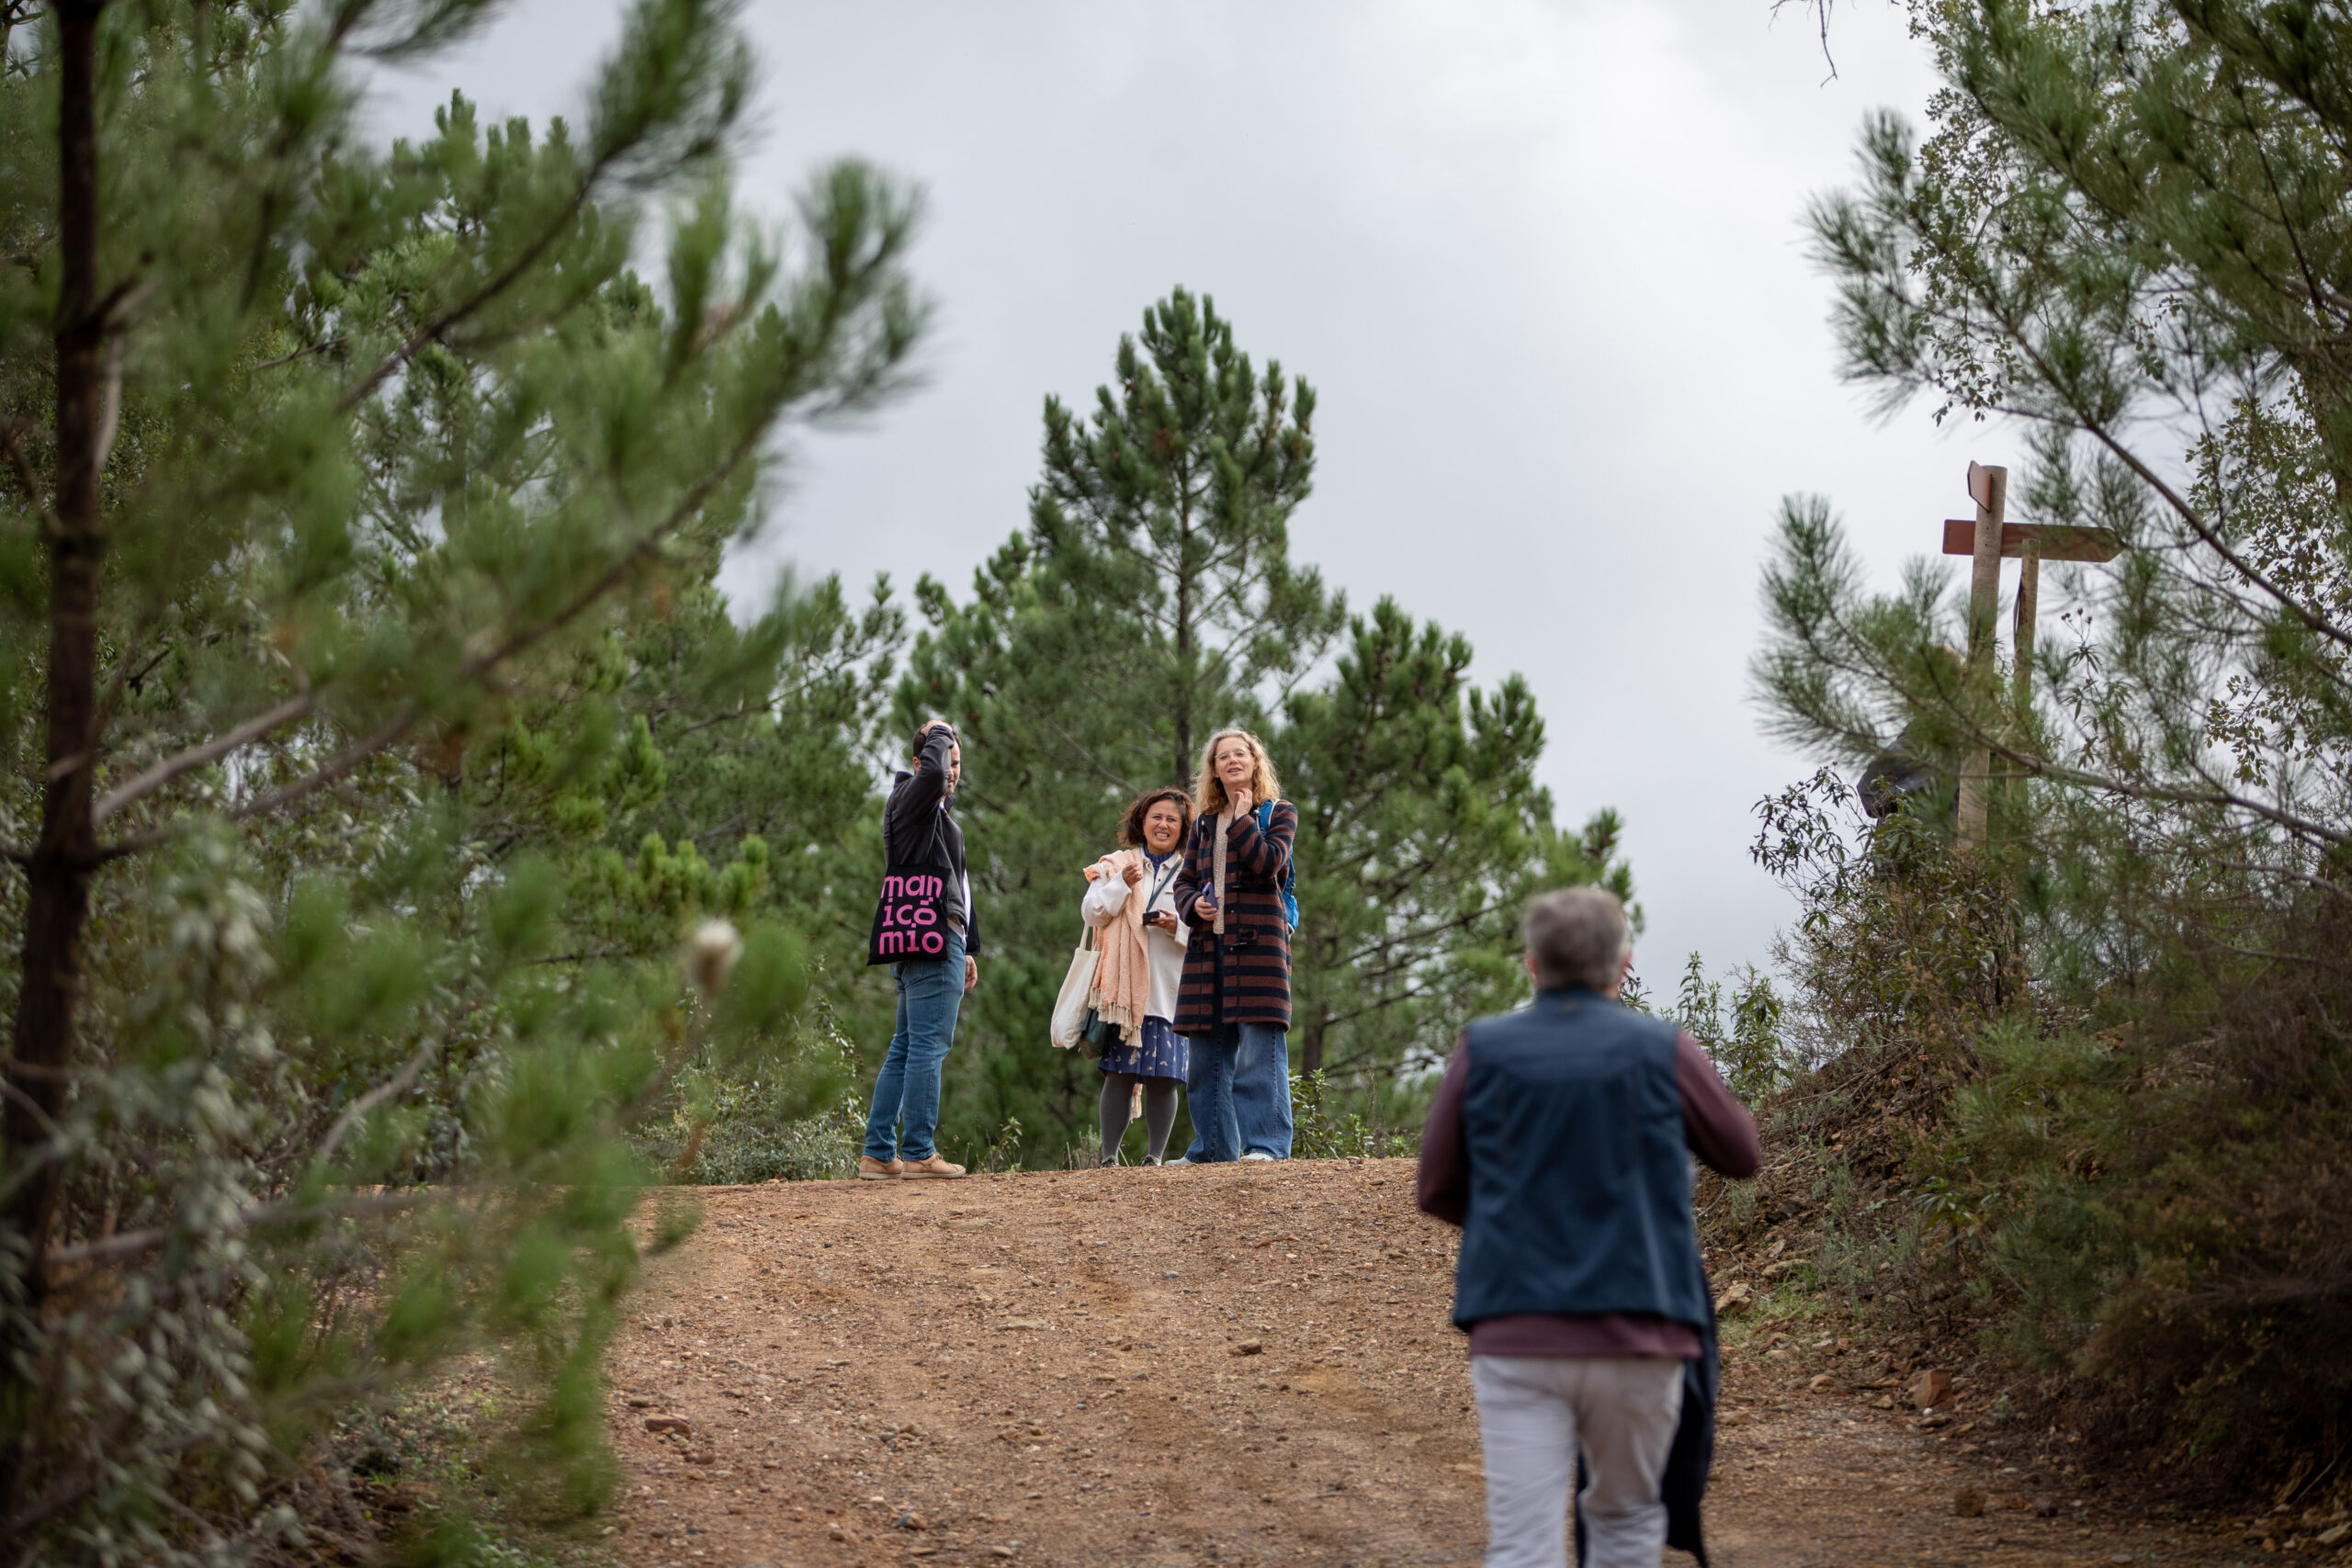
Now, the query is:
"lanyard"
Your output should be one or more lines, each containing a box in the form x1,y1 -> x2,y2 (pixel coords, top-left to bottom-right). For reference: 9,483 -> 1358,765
1141,852 -> 1182,915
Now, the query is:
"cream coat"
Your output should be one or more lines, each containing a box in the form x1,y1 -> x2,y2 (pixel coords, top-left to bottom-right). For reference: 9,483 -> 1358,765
1080,851 -> 1189,1025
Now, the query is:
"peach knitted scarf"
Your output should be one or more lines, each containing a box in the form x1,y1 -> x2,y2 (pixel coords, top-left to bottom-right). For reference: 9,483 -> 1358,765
1082,848 -> 1153,1036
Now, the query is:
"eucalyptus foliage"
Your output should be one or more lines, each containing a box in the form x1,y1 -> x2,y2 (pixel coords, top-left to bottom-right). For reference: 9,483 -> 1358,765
0,3 -> 922,1559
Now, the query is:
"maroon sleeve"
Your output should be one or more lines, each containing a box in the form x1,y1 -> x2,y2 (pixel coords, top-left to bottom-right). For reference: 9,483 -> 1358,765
1676,1030 -> 1762,1178
1415,1037 -> 1473,1226
1222,800 -> 1294,881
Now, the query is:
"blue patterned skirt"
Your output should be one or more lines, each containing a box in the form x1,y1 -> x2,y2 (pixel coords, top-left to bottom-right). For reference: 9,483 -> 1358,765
1099,1016 -> 1187,1081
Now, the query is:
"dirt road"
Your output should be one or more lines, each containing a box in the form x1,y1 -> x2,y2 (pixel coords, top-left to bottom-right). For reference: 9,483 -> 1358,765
600,1160 -> 2254,1567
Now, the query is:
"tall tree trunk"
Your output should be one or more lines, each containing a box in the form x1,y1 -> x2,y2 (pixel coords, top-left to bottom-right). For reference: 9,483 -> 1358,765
5,0 -> 105,1362
2,7 -> 109,1528
1173,480 -> 1193,788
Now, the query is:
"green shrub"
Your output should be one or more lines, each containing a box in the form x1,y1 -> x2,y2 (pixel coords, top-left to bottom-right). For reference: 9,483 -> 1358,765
639,1002 -> 864,1186
1672,952 -> 1791,1105
1947,907 -> 2352,1463
1291,1069 -> 1414,1160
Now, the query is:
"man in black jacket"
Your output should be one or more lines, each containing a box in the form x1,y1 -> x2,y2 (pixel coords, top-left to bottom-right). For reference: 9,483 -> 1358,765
861,720 -> 980,1179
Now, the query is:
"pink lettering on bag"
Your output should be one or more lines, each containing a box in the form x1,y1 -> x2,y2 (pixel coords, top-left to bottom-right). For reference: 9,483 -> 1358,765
877,871 -> 957,961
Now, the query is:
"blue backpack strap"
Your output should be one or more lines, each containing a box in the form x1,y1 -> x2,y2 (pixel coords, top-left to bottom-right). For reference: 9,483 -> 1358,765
1258,801 -> 1299,932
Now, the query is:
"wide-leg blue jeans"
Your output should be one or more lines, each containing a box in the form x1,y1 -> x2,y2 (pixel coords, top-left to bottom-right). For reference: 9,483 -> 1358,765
1182,1021 -> 1294,1162
863,930 -> 966,1163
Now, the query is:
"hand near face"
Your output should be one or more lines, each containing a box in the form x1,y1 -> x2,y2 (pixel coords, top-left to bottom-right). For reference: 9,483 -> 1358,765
1211,737 -> 1258,819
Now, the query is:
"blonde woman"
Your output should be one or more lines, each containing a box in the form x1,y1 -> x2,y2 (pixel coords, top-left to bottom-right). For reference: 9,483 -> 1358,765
1170,727 -> 1297,1163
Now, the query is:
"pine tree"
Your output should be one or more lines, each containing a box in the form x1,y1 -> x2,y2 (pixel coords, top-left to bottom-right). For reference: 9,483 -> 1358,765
1022,285 -> 1341,788
1281,599 -> 1634,1086
896,291 -> 1630,1155
1756,0 -> 2352,1473
894,288 -> 1345,1158
0,4 -> 923,1554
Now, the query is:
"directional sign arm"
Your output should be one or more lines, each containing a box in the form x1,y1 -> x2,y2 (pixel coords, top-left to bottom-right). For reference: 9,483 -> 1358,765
1940,520 -> 2122,562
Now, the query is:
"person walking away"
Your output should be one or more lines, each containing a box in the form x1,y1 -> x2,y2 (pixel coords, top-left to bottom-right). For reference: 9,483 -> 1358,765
1171,728 -> 1296,1163
1417,886 -> 1759,1568
862,720 -> 981,1179
1079,789 -> 1194,1165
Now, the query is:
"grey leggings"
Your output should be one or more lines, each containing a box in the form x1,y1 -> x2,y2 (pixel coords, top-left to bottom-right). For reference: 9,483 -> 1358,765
1099,1074 -> 1180,1164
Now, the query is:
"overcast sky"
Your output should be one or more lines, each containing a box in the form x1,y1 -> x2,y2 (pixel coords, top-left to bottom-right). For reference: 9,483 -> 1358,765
368,0 -> 1992,991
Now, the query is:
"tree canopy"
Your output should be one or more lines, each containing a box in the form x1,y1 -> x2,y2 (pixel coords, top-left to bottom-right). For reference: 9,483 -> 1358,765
0,3 -> 923,1556
1755,0 -> 2352,1473
0,11 -> 1644,1554
899,289 -> 1631,1156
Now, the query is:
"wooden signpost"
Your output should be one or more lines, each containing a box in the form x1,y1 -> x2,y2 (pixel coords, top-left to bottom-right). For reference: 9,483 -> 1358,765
1943,461 -> 2120,848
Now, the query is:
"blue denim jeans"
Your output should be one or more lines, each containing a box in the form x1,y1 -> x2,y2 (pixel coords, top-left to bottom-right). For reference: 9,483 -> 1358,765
864,929 -> 966,1162
1182,1021 -> 1294,1161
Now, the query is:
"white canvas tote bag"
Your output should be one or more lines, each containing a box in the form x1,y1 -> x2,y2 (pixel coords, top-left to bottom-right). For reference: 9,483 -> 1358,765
1048,924 -> 1099,1050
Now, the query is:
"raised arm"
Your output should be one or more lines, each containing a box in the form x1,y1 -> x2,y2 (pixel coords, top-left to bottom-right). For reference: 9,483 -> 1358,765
884,725 -> 956,844
1221,799 -> 1294,881
1080,862 -> 1130,930
1676,1032 -> 1762,1178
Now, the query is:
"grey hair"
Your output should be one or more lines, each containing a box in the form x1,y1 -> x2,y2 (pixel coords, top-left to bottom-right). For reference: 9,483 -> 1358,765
1523,886 -> 1629,992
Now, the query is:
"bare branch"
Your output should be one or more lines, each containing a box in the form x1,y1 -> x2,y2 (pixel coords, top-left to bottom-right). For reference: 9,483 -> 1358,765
42,1190 -> 437,1269
96,412 -> 767,859
311,1035 -> 442,1167
252,335 -> 345,371
1917,218 -> 2352,656
95,705 -> 410,861
1028,708 -> 1135,797
90,689 -> 316,825
89,333 -> 121,481
334,149 -> 617,418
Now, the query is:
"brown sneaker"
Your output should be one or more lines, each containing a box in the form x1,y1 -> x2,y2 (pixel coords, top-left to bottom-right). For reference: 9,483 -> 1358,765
857,1155 -> 903,1181
898,1155 -> 967,1179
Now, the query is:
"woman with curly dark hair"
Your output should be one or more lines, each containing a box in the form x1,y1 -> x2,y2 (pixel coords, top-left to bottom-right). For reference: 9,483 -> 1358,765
1077,787 -> 1194,1165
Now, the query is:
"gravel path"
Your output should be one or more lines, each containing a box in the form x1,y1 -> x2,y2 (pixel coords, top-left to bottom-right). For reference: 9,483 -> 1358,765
600,1159 -> 2250,1567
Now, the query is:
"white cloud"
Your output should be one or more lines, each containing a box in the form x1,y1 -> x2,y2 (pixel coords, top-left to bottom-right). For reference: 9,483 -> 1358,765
367,0 -> 2002,993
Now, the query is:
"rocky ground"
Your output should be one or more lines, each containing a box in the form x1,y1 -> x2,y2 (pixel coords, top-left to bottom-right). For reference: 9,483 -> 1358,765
594,1159 -> 2323,1568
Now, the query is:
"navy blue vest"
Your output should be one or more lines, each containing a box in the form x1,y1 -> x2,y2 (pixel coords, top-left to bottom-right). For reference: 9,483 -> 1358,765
1453,988 -> 1710,1332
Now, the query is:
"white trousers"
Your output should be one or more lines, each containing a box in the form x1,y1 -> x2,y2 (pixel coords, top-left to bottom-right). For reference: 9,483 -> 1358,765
1471,1354 -> 1685,1568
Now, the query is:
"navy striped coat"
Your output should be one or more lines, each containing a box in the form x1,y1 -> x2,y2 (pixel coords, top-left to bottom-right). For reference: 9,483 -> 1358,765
1172,801 -> 1296,1032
